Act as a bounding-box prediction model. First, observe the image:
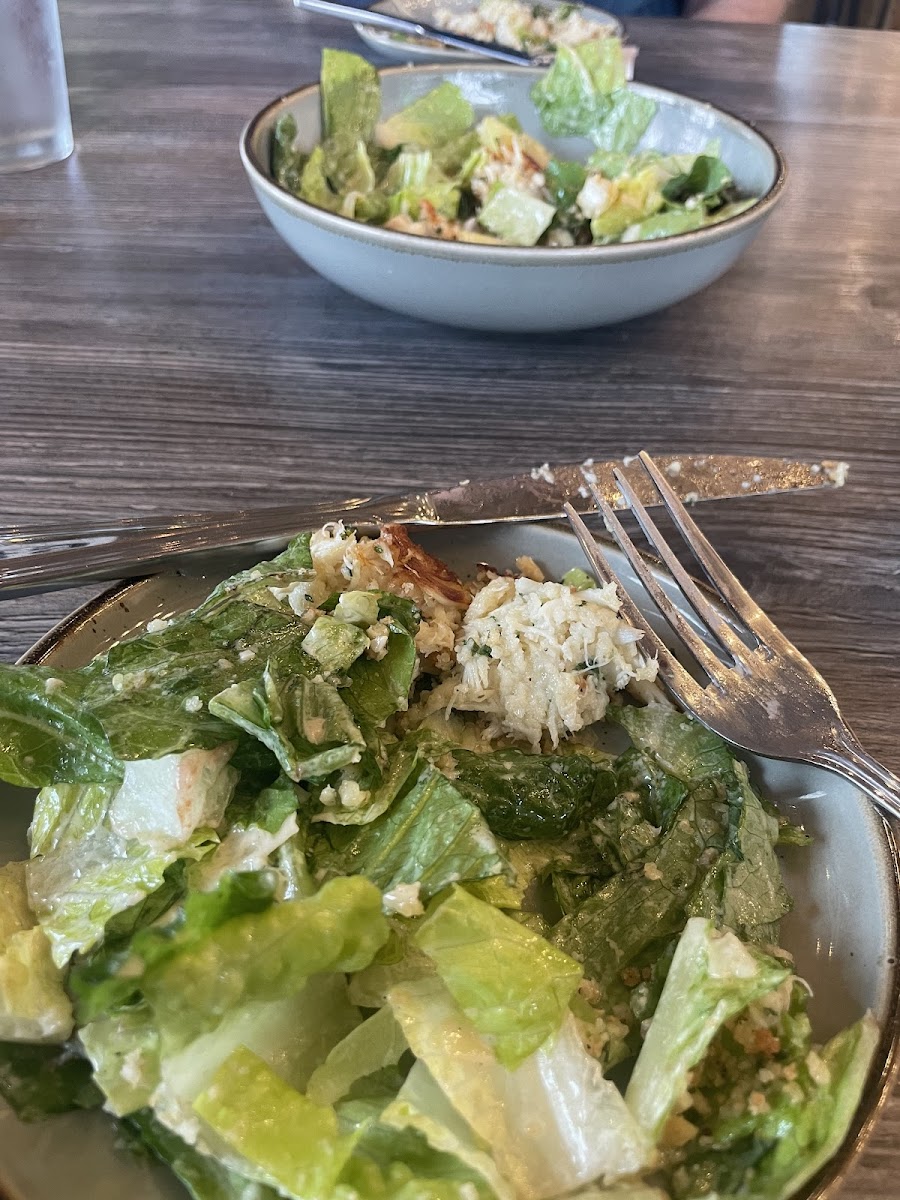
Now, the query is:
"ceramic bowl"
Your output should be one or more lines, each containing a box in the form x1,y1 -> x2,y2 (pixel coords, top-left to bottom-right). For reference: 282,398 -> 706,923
240,65 -> 786,332
0,523 -> 897,1200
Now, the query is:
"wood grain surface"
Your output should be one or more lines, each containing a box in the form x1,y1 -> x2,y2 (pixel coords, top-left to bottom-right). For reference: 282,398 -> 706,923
0,2 -> 898,1193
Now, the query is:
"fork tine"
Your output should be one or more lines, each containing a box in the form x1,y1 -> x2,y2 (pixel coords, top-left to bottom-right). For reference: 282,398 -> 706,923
584,487 -> 736,690
612,467 -> 756,673
637,451 -> 786,649
563,503 -> 704,703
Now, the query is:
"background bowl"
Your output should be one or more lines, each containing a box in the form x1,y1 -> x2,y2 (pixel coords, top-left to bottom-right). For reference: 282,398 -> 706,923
240,65 -> 786,333
353,0 -> 623,65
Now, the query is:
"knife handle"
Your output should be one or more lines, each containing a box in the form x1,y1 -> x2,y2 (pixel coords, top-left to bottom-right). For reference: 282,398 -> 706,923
0,491 -> 434,598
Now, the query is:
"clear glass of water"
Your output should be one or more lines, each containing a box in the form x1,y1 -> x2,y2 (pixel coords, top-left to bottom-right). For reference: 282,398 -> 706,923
0,0 -> 74,173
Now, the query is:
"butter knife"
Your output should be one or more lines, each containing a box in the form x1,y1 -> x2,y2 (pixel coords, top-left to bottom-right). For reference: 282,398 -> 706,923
0,454 -> 848,598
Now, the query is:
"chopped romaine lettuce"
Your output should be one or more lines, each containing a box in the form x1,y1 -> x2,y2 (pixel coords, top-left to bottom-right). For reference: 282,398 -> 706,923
0,521 -> 864,1200
321,48 -> 380,148
450,746 -> 607,839
0,860 -> 73,1041
478,186 -> 556,247
389,977 -> 652,1199
376,83 -> 474,150
315,766 -> 507,901
273,48 -> 755,250
142,876 -> 387,1046
415,886 -> 581,1068
194,1046 -> 358,1200
625,917 -> 791,1140
209,667 -> 365,781
0,665 -> 120,789
307,1005 -> 408,1107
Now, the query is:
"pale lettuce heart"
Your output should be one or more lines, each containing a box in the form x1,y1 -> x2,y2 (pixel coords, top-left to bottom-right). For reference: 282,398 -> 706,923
382,1059 -> 515,1200
388,976 -> 652,1199
306,1003 -> 407,1107
108,743 -> 238,850
190,812 -> 299,893
414,885 -> 582,1068
0,861 -> 73,1042
625,917 -> 792,1141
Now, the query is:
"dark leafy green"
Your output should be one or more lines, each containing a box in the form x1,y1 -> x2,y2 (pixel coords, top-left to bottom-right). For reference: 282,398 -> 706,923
69,870 -> 278,1023
0,1041 -> 102,1121
0,665 -> 120,788
450,747 -> 611,840
126,1108 -> 279,1200
316,766 -> 508,900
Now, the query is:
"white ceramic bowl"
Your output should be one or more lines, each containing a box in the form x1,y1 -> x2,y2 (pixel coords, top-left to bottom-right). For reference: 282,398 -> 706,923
240,65 -> 786,332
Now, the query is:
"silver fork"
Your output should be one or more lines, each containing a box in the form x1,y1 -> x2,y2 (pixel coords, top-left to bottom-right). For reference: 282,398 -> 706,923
564,450 -> 900,823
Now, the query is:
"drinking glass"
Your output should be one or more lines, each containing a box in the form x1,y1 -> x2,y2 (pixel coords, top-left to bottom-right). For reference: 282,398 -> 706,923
0,0 -> 74,173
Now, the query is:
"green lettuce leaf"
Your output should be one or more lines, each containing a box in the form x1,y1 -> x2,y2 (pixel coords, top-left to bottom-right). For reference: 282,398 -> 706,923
746,1013 -> 879,1200
209,667 -> 365,782
272,113 -> 306,196
380,1060 -> 512,1200
345,619 -> 418,724
302,615 -> 370,674
620,208 -> 704,242
531,41 -> 625,138
661,154 -> 732,204
313,737 -> 422,828
0,1040 -> 102,1122
69,868 -> 277,1024
151,974 -> 361,1148
78,536 -> 320,761
321,49 -> 380,148
28,781 -> 114,857
666,995 -> 878,1200
194,1046 -> 358,1200
79,1002 -> 161,1116
589,167 -> 664,241
477,186 -> 556,247
376,83 -> 474,151
300,145 -> 341,212
317,767 -> 507,901
348,919 -> 437,1010
389,977 -> 651,1199
589,90 -> 657,154
450,747 -> 608,840
307,1005 -> 408,1107
27,823 -> 214,969
142,876 -> 387,1046
0,665 -> 120,788
0,861 -> 73,1042
415,886 -> 581,1068
551,791 -> 725,1009
625,917 -> 792,1140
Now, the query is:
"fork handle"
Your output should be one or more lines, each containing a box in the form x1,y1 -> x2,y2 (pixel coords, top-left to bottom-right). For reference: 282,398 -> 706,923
811,729 -> 900,824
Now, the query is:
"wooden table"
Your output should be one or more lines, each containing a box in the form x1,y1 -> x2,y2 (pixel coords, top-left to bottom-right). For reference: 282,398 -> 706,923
1,0 -> 898,1191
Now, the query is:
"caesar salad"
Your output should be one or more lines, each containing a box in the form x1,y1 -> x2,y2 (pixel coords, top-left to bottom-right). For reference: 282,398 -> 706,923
271,44 -> 758,246
425,0 -> 616,54
0,523 -> 877,1200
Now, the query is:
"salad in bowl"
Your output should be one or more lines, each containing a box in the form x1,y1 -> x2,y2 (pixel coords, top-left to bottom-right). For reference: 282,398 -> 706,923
0,522 -> 877,1200
271,44 -> 757,247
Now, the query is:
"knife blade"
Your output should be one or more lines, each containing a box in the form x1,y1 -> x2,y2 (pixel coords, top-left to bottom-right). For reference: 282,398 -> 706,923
0,453 -> 848,597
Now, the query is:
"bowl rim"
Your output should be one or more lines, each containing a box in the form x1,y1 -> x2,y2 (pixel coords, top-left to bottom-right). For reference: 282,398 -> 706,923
239,63 -> 788,266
